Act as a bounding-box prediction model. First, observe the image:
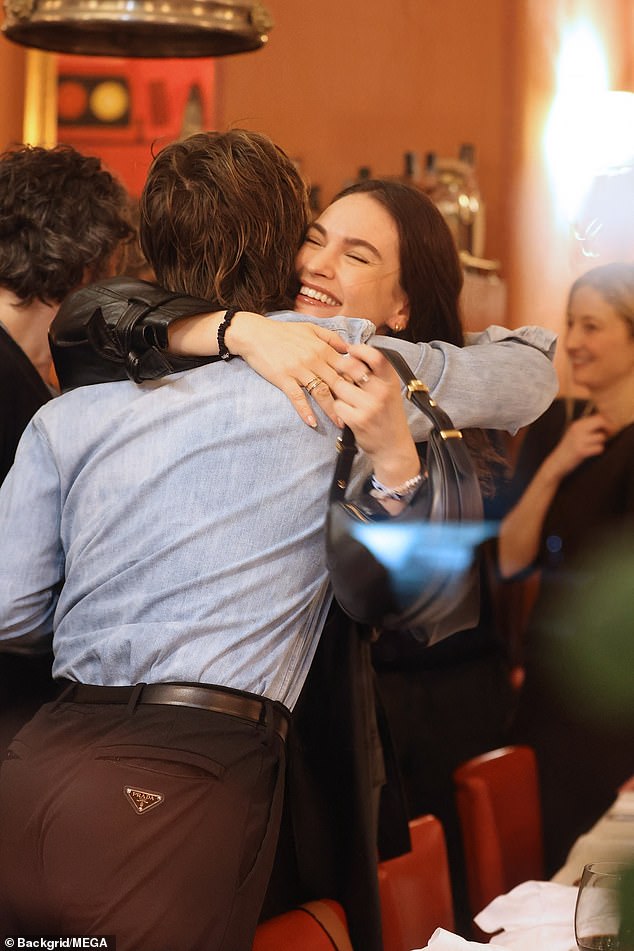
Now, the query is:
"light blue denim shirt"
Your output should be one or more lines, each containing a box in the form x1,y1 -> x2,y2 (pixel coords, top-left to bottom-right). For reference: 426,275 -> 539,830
0,313 -> 557,709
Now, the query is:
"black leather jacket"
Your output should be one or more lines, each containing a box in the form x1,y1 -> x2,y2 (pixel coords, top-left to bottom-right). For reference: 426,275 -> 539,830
50,276 -> 218,390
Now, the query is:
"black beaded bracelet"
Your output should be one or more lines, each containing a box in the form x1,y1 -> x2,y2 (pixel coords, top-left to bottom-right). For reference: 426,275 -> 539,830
217,307 -> 239,361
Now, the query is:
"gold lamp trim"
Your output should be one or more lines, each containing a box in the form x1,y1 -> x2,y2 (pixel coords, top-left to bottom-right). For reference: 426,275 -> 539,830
3,0 -> 274,58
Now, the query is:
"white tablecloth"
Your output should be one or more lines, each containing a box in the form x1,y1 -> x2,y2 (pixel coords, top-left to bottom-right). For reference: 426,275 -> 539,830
413,881 -> 577,950
413,929 -> 507,950
552,790 -> 634,885
412,790 -> 634,951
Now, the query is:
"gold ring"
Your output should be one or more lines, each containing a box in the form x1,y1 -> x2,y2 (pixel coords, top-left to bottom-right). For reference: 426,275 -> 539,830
357,373 -> 371,385
305,377 -> 324,395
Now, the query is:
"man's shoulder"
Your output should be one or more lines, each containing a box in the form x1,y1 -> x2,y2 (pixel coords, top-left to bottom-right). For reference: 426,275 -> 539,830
267,310 -> 375,343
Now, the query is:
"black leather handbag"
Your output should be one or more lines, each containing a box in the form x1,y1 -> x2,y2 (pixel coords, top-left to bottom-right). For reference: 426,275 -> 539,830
326,347 -> 485,645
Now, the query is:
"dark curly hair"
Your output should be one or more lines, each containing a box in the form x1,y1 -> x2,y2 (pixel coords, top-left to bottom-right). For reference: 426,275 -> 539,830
140,130 -> 310,313
0,144 -> 135,305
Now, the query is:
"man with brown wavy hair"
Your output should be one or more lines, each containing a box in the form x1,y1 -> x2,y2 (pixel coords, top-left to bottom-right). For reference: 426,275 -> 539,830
0,129 -> 427,950
140,129 -> 310,312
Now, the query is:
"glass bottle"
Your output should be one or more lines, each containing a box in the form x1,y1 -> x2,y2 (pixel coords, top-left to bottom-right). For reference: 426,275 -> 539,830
457,143 -> 486,257
402,151 -> 421,184
420,151 -> 438,196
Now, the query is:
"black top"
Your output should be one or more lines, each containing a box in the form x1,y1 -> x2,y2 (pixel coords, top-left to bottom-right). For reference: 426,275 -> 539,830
511,398 -> 634,575
509,398 -> 634,872
0,324 -> 57,764
0,324 -> 53,485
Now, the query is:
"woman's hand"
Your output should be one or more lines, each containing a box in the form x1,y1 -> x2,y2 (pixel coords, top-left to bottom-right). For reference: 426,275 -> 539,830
332,344 -> 421,514
499,412 -> 609,578
544,413 -> 609,480
229,314 -> 354,428
169,310 -> 374,429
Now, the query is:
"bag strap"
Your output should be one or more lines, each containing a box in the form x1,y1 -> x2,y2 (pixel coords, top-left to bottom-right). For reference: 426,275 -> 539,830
330,423 -> 359,503
380,346 -> 460,433
299,901 -> 355,951
330,346 -> 462,503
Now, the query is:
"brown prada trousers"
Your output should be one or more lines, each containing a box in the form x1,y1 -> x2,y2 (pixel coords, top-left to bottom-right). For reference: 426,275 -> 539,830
0,692 -> 287,951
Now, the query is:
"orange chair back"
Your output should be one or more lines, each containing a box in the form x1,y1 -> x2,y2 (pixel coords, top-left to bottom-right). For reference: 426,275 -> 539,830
378,814 -> 455,951
252,899 -> 352,951
453,745 -> 544,918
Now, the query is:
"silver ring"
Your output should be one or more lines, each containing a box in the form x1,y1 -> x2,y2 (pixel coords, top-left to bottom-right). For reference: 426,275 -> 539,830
357,372 -> 371,385
305,377 -> 324,395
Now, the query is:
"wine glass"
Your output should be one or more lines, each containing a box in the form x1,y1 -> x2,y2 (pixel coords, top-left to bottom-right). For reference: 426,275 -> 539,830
575,862 -> 633,951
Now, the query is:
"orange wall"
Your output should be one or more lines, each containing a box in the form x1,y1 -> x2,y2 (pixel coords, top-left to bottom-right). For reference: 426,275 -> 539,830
216,0 -> 513,265
0,17 -> 27,147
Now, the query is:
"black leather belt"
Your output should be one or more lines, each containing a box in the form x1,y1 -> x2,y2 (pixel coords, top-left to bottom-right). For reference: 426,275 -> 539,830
59,681 -> 289,742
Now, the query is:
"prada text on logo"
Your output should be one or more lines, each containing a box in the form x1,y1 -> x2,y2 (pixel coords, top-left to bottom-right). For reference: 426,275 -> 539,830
124,786 -> 164,815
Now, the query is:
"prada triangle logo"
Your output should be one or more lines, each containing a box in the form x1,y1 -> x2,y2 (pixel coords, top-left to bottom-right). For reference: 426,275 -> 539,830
124,786 -> 164,815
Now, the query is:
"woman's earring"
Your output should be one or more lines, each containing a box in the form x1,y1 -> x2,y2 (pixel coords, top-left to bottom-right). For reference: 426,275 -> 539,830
393,322 -> 403,333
